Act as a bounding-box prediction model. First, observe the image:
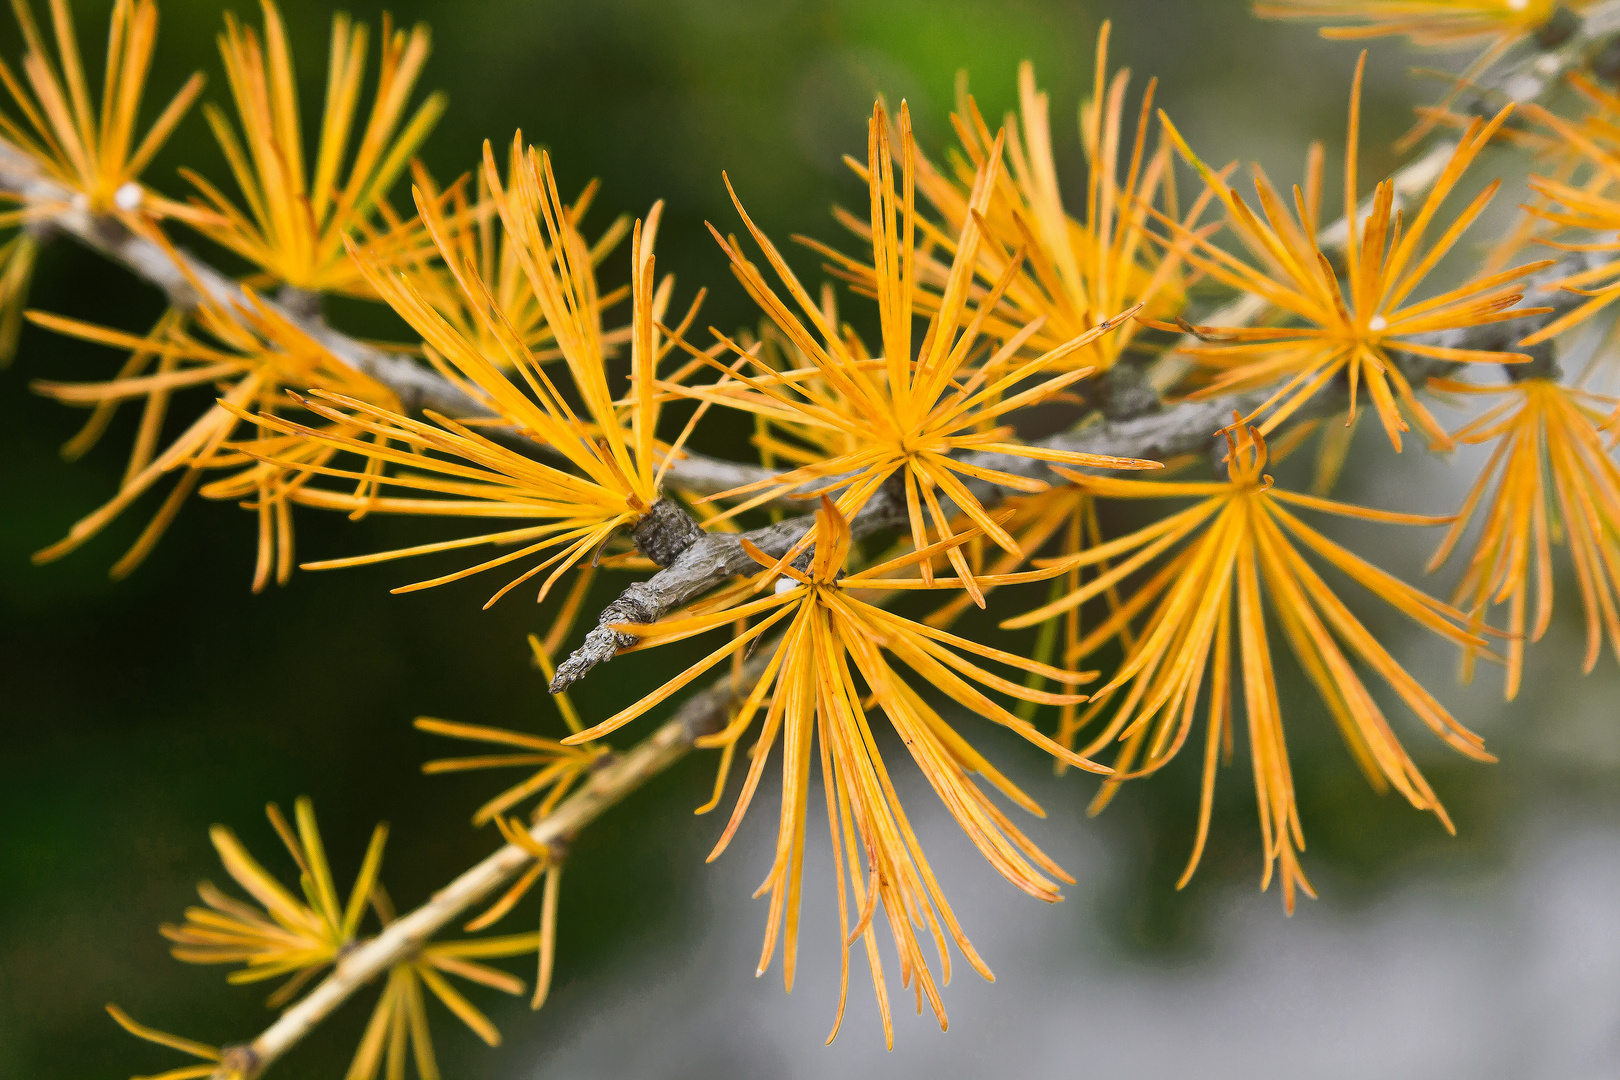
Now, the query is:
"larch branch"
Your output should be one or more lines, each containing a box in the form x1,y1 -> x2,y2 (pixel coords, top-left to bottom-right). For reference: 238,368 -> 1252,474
212,645 -> 772,1080
0,141 -> 771,498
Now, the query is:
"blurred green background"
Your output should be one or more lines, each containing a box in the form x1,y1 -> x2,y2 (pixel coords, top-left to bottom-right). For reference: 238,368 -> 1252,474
4,1 -> 1619,1078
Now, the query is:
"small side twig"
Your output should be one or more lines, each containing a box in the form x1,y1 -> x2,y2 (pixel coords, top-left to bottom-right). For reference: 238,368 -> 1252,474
213,643 -> 774,1080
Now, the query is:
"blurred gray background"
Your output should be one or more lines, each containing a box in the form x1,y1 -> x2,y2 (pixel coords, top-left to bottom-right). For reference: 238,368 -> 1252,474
2,1 -> 1617,1078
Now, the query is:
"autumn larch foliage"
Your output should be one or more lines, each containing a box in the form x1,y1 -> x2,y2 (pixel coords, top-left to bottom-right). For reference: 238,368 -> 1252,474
6,0 -> 1620,1074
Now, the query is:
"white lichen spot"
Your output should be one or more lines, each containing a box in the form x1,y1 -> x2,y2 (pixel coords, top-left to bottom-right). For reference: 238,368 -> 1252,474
113,182 -> 143,212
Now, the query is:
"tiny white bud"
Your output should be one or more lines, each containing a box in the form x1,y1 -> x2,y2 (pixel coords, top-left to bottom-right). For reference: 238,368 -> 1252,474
1507,0 -> 1529,10
1367,315 -> 1388,332
70,191 -> 89,213
113,182 -> 143,212
773,577 -> 801,595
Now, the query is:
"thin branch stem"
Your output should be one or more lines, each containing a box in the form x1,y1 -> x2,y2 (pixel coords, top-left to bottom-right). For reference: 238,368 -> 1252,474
0,141 -> 771,497
213,647 -> 768,1080
551,246 -> 1607,690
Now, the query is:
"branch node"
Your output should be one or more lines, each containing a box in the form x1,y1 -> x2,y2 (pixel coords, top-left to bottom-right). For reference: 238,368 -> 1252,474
632,497 -> 705,567
1097,362 -> 1163,421
216,1043 -> 261,1080
1507,339 -> 1560,382
1537,4 -> 1583,49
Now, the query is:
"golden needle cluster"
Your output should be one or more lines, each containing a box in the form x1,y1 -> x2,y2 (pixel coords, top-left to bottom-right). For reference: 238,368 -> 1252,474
113,799 -> 539,1080
1150,52 -> 1550,452
7,0 -> 1620,1070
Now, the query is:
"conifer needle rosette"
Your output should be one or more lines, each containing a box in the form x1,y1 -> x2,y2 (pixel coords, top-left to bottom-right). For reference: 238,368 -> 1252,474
676,99 -> 1162,608
563,497 -> 1105,1046
1003,423 -> 1496,910
0,0 -> 204,361
113,798 -> 539,1080
240,136 -> 707,608
396,151 -> 633,363
1147,53 -> 1552,452
166,0 -> 445,295
1429,376 -> 1620,697
817,22 -> 1207,370
411,630 -> 596,1012
0,0 -> 203,216
1513,76 -> 1620,346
